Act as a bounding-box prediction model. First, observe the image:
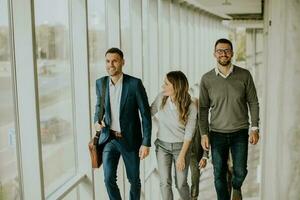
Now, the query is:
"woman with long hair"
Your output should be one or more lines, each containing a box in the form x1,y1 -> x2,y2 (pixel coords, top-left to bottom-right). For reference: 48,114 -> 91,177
151,71 -> 197,200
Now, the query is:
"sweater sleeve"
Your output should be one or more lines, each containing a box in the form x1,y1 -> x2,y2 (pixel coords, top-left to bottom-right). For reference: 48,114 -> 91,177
246,71 -> 260,127
199,76 -> 210,136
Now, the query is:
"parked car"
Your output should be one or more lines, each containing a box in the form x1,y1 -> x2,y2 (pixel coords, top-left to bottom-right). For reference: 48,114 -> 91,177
38,61 -> 55,76
40,117 -> 71,143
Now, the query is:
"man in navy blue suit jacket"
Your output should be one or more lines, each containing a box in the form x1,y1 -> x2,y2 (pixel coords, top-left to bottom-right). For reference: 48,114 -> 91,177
94,47 -> 151,200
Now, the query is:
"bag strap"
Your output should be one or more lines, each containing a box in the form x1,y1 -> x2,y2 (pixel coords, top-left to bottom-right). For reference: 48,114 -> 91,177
98,77 -> 107,124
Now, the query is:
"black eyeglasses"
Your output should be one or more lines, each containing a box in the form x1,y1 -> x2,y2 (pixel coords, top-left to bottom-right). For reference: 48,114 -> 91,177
215,49 -> 232,55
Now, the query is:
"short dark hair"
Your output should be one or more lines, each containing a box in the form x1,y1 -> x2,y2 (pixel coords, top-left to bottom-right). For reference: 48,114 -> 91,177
105,47 -> 124,59
214,38 -> 233,50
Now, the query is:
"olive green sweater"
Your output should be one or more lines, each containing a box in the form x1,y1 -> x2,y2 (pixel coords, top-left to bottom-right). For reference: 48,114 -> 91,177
199,65 -> 259,135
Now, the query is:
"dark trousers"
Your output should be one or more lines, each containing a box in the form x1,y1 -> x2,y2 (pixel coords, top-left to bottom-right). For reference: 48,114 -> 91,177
102,140 -> 141,200
189,122 -> 204,200
190,150 -> 201,199
210,129 -> 249,200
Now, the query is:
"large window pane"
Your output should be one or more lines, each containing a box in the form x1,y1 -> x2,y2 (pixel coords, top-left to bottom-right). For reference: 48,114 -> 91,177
88,0 -> 106,83
0,0 -> 21,199
34,0 -> 76,196
88,0 -> 106,119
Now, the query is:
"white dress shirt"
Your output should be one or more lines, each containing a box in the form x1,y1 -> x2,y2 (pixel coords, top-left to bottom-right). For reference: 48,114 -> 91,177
214,64 -> 234,78
109,75 -> 123,132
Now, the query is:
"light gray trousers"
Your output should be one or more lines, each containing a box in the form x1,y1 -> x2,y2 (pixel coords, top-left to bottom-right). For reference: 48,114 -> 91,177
155,139 -> 191,200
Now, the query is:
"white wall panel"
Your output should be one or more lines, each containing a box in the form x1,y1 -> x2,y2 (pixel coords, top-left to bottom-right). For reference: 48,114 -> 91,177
170,2 -> 180,69
158,0 -> 171,80
179,4 -> 188,75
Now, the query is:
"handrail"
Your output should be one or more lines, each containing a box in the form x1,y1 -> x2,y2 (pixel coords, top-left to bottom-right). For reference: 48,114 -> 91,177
46,173 -> 86,200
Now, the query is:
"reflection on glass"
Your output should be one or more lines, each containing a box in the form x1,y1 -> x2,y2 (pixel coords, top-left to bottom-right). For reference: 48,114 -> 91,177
87,0 -> 106,120
235,28 -> 246,63
0,0 -> 21,199
34,0 -> 76,196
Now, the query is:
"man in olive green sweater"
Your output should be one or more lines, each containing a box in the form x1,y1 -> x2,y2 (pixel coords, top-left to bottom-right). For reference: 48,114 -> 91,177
199,38 -> 260,200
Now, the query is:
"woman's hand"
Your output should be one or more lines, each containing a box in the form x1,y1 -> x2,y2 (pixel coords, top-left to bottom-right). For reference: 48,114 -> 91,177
176,154 -> 186,171
198,158 -> 207,169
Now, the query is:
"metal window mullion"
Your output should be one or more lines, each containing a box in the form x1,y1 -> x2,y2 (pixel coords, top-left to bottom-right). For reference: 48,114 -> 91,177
11,0 -> 45,199
7,0 -> 25,199
70,0 -> 94,200
67,0 -> 79,174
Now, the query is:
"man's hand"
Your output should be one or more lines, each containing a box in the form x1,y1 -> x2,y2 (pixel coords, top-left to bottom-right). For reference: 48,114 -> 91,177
249,130 -> 259,145
139,145 -> 150,160
201,135 -> 210,151
94,120 -> 105,132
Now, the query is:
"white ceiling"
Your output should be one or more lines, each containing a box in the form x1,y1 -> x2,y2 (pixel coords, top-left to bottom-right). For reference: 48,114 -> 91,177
182,0 -> 263,20
196,0 -> 262,15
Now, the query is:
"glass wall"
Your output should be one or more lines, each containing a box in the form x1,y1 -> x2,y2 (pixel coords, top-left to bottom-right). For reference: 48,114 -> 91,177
0,0 -> 21,199
87,0 -> 107,119
34,0 -> 76,196
88,0 -> 107,83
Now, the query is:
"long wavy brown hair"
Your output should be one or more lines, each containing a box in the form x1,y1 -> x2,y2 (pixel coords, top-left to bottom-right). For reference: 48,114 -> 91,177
160,71 -> 191,125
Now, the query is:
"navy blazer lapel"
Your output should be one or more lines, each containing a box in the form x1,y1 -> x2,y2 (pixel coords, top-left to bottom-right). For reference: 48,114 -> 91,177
104,77 -> 111,125
120,74 -> 129,114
